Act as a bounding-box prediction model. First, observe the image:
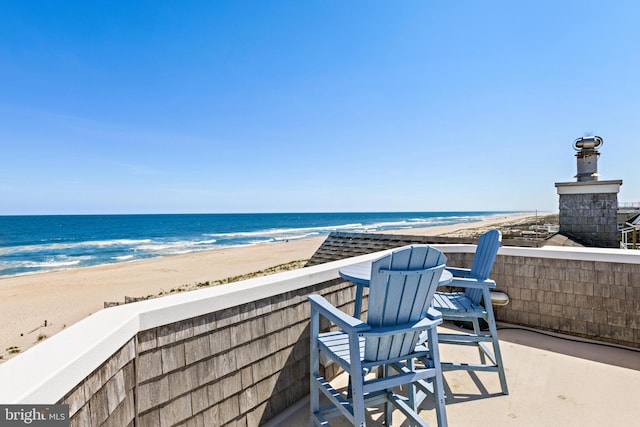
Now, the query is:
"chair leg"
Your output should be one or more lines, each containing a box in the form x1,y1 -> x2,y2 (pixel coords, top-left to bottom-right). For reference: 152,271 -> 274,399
471,318 -> 487,365
351,382 -> 366,427
485,309 -> 509,395
480,289 -> 508,395
427,327 -> 448,427
349,333 -> 367,427
384,364 -> 393,426
310,310 -> 320,423
406,358 -> 419,427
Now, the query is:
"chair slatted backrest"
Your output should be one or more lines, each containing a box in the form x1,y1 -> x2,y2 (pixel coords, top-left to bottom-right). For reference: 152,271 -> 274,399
465,229 -> 502,303
365,245 -> 446,362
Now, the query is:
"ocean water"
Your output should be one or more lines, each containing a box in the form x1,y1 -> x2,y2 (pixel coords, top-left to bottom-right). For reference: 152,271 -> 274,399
0,212 -> 519,278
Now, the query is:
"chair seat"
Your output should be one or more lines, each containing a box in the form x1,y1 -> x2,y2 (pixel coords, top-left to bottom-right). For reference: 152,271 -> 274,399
318,331 -> 429,371
433,292 -> 486,316
318,331 -> 364,369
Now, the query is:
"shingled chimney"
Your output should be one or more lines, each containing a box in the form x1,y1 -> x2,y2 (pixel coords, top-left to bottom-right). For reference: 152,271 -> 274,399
555,136 -> 622,248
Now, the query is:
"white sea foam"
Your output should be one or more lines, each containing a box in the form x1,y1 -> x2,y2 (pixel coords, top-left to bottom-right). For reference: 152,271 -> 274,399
201,216 -> 493,239
132,239 -> 220,256
31,259 -> 82,268
196,239 -> 217,245
273,232 -> 321,241
246,239 -> 273,245
204,223 -> 364,238
0,239 -> 153,255
0,255 -> 94,270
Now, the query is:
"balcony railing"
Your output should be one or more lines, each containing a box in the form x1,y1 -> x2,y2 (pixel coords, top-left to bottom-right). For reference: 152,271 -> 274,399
619,201 -> 640,209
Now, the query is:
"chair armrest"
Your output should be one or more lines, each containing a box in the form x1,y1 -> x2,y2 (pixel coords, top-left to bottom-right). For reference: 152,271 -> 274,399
446,267 -> 472,278
448,277 -> 496,289
308,295 -> 370,333
425,306 -> 443,321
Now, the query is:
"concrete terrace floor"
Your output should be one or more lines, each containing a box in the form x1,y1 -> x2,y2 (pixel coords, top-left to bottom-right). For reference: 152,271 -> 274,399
266,323 -> 640,427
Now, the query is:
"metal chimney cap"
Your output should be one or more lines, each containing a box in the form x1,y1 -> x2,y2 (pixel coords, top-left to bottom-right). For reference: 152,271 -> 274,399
573,135 -> 603,151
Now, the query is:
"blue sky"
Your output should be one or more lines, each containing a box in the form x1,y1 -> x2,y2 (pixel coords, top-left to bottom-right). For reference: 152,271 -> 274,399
1,1 -> 638,215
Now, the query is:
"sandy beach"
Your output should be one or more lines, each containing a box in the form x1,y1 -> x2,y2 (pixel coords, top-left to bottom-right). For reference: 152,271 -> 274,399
0,212 -> 545,361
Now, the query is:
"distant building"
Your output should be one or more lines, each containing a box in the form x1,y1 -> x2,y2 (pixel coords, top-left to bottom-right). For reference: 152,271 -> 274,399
555,136 -> 622,248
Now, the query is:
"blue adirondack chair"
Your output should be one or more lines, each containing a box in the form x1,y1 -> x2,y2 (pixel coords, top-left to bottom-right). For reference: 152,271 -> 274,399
309,245 -> 448,427
431,229 -> 509,395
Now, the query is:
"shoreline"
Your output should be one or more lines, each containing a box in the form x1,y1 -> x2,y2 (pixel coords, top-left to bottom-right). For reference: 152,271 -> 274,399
0,211 -> 531,280
0,212 -> 550,361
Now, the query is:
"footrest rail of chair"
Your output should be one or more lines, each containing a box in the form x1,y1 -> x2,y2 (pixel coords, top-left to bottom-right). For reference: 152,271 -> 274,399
441,362 -> 499,372
438,333 -> 493,344
313,374 -> 355,422
390,361 -> 438,409
362,368 -> 437,394
389,361 -> 437,384
311,411 -> 329,427
316,393 -> 389,421
313,374 -> 390,422
316,391 -> 432,427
